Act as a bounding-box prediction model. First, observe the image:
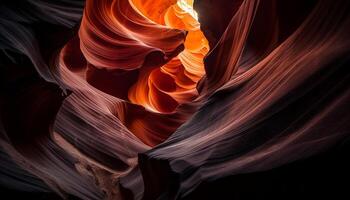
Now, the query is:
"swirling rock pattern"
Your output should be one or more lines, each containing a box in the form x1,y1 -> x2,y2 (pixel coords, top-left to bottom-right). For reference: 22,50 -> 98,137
1,0 -> 350,199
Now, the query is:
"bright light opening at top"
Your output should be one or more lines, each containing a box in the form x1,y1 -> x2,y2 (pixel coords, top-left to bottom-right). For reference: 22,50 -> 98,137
177,0 -> 199,20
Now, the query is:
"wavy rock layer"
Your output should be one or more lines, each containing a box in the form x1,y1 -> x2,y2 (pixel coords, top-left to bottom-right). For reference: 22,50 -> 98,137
1,0 -> 350,200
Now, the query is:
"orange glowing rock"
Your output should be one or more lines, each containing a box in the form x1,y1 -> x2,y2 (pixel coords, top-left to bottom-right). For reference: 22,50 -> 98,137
128,0 -> 209,113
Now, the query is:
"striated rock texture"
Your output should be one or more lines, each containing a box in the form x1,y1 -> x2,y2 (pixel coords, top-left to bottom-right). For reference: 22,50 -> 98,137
1,0 -> 350,199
